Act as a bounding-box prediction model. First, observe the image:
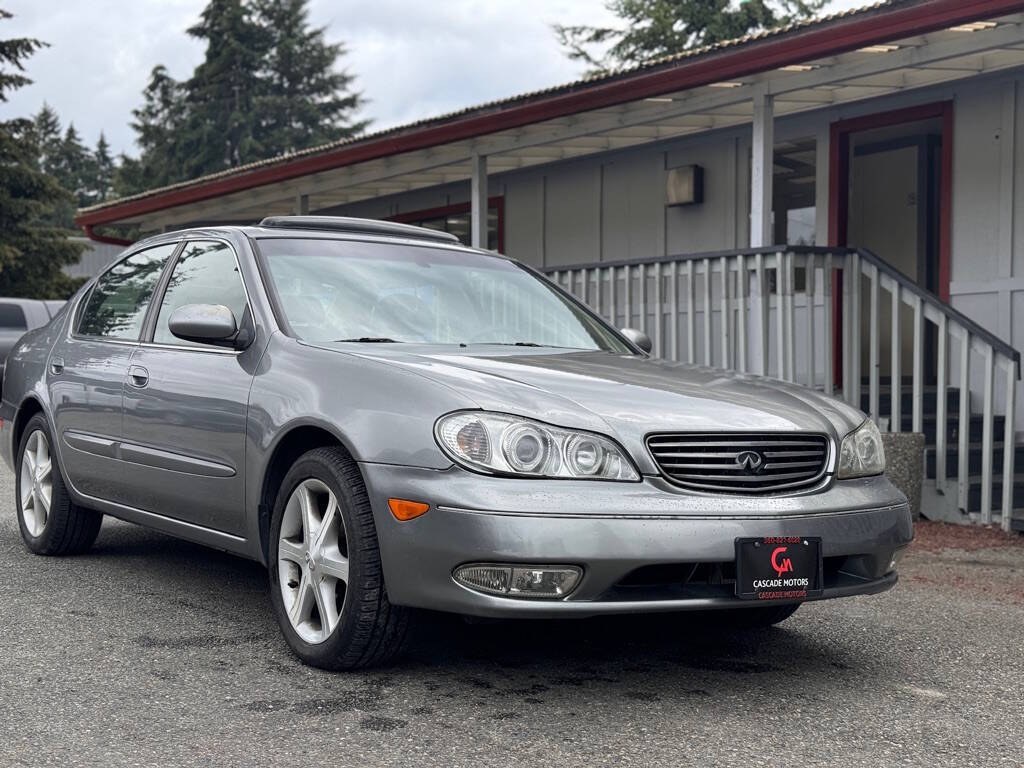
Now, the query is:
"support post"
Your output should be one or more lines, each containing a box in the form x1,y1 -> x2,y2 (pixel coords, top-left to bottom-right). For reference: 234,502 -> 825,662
750,91 -> 774,248
295,193 -> 309,215
471,153 -> 488,249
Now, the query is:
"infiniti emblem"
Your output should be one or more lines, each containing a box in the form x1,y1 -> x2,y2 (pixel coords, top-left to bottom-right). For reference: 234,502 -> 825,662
735,450 -> 765,473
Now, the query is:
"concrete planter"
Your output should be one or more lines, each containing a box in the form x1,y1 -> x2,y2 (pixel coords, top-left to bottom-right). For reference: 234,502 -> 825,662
881,432 -> 925,520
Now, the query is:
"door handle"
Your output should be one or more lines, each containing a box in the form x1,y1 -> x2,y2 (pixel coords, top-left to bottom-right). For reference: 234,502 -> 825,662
128,365 -> 149,388
50,357 -> 64,375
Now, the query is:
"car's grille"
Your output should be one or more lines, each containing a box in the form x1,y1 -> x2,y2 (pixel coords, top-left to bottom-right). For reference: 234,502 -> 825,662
647,433 -> 830,494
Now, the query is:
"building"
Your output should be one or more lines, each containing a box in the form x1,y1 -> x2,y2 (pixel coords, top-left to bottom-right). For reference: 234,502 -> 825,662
75,0 -> 1024,530
65,238 -> 123,281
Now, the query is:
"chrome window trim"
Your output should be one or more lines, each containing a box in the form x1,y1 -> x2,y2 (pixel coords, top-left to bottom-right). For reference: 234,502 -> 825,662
137,341 -> 241,356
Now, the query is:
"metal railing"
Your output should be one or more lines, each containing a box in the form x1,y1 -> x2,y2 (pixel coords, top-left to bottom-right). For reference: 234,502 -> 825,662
543,246 -> 1021,531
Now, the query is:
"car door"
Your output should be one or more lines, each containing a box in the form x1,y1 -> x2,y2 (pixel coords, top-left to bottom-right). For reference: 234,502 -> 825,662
48,243 -> 179,504
120,239 -> 254,535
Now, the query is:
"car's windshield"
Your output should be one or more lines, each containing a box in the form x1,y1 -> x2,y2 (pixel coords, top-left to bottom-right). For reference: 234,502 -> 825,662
257,237 -> 631,352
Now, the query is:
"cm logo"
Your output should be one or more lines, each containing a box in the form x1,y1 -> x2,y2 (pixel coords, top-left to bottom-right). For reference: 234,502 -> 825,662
771,546 -> 794,577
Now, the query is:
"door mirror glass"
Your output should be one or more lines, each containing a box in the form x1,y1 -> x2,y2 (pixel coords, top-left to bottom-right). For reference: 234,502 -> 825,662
620,327 -> 652,354
168,304 -> 237,346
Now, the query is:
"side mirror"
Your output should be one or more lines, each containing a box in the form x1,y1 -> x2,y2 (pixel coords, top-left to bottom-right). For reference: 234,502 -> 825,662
620,327 -> 652,354
168,304 -> 239,347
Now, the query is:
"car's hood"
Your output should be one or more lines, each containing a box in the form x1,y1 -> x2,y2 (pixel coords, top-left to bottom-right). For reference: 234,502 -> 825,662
326,344 -> 865,473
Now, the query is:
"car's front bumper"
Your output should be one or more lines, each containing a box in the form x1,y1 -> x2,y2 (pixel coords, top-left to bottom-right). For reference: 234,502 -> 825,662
360,463 -> 913,618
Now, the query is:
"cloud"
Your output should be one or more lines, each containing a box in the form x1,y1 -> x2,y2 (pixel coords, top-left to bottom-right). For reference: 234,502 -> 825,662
0,0 -> 869,157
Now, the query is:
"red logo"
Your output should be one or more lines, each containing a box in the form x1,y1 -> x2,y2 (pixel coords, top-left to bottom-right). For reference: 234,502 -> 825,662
771,546 -> 794,577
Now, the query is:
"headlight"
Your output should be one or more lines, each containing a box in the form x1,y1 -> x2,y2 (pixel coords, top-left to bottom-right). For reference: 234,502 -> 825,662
838,419 -> 886,479
435,411 -> 640,481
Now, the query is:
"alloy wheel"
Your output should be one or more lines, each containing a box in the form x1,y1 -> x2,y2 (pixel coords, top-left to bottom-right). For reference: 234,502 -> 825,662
20,430 -> 53,538
277,478 -> 350,644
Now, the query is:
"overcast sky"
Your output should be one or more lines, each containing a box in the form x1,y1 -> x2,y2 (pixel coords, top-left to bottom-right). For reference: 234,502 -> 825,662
2,0 -> 869,157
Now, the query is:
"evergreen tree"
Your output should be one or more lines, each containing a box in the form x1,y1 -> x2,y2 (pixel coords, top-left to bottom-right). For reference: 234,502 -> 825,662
180,0 -> 269,177
122,65 -> 186,193
0,8 -> 82,299
93,132 -> 115,203
555,0 -> 829,74
31,102 -> 61,172
54,124 -> 94,206
254,0 -> 367,156
112,152 -> 147,199
121,0 -> 369,190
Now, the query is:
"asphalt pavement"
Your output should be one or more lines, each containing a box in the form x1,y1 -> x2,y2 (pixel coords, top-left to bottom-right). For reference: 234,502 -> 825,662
0,466 -> 1022,768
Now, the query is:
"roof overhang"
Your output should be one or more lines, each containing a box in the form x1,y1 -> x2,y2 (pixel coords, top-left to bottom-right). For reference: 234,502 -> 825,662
77,0 -> 1024,242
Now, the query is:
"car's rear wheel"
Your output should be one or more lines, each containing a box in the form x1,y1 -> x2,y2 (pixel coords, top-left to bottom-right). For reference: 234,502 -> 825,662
267,446 -> 410,670
16,414 -> 103,556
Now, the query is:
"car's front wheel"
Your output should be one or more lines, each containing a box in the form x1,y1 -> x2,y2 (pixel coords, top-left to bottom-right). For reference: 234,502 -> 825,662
267,446 -> 410,669
16,414 -> 103,556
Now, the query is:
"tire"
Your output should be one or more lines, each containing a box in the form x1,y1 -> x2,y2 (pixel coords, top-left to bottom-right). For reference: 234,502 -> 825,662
267,446 -> 410,670
717,603 -> 801,629
16,413 -> 103,556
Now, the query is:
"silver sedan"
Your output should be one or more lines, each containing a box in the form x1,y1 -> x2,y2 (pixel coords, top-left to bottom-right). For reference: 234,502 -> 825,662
0,216 -> 912,669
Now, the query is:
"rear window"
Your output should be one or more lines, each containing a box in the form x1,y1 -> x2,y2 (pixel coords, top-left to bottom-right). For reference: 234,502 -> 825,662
0,303 -> 27,330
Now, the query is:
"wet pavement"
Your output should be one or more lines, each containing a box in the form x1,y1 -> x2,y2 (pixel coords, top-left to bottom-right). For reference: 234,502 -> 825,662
1,466 -> 1022,767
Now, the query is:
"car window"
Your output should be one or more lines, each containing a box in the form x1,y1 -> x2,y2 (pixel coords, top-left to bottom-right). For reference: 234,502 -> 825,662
76,243 -> 177,340
153,240 -> 248,348
0,303 -> 27,331
257,238 -> 630,352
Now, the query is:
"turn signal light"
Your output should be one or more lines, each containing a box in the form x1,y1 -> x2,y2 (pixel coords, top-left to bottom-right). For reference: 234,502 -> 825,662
388,498 -> 430,521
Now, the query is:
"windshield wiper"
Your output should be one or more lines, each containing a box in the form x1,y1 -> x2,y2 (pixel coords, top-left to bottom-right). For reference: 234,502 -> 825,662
334,337 -> 402,343
472,341 -> 567,348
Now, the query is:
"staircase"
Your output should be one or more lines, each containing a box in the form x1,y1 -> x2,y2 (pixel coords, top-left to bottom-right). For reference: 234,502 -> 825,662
861,383 -> 1023,532
544,245 -> 1023,532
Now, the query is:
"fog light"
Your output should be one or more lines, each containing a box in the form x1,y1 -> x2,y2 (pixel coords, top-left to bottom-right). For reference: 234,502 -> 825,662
509,567 -> 580,597
453,564 -> 581,599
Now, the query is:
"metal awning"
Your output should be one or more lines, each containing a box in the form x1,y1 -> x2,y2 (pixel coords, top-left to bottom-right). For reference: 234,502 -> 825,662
76,0 -> 1024,243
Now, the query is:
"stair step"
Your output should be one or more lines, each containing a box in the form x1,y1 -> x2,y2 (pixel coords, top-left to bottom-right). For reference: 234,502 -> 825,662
911,413 -> 1006,446
965,473 -> 1024,513
924,443 -> 1024,479
859,387 -> 961,415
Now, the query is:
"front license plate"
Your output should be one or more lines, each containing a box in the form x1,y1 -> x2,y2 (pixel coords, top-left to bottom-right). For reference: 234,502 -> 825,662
735,537 -> 823,600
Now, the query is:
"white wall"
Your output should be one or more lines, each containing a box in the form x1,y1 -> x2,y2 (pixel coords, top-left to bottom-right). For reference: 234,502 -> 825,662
325,67 -> 1024,430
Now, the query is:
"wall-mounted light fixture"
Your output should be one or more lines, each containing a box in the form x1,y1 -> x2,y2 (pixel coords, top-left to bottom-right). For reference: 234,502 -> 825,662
666,164 -> 704,206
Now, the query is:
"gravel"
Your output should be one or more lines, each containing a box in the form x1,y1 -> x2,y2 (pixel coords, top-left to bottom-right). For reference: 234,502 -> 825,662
0,466 -> 1022,768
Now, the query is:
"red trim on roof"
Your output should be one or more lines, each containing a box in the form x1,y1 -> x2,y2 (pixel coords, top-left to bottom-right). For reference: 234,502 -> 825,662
77,0 -> 1024,237
82,224 -> 133,247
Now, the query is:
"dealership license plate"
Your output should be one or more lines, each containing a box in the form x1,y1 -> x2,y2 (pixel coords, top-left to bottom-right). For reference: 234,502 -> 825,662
735,537 -> 823,601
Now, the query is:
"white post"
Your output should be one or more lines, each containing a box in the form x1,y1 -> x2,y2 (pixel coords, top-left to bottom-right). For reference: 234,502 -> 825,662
471,153 -> 488,249
750,91 -> 774,249
1002,361 -> 1017,531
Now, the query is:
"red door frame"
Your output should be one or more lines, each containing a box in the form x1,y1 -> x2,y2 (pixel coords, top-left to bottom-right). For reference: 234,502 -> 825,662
828,100 -> 954,385
388,196 -> 505,252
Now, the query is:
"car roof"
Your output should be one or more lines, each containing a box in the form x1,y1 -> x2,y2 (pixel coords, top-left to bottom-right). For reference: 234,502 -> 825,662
125,216 -> 510,261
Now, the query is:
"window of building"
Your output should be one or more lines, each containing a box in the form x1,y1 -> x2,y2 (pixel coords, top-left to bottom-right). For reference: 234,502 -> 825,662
390,199 -> 504,251
773,138 -> 817,246
77,243 -> 177,340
